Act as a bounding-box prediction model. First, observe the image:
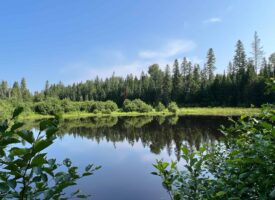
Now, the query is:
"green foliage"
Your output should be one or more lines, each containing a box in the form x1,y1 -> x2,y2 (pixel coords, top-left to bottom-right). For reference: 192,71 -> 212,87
153,104 -> 275,200
33,99 -> 118,115
60,99 -> 79,113
155,102 -> 166,112
123,99 -> 153,113
168,102 -> 179,114
34,98 -> 63,115
0,107 -> 100,199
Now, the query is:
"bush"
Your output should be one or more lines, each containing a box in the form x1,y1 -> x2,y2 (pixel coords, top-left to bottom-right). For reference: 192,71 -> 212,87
0,107 -> 100,199
123,99 -> 153,113
0,100 -> 14,118
60,98 -> 78,113
153,105 -> 275,199
34,98 -> 63,115
78,101 -> 94,112
155,102 -> 166,112
91,101 -> 118,113
167,102 -> 179,113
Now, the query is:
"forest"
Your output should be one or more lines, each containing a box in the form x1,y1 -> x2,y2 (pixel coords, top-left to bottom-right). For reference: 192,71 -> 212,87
0,33 -> 274,117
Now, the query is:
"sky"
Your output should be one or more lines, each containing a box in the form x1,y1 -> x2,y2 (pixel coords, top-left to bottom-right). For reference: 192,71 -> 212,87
0,0 -> 275,91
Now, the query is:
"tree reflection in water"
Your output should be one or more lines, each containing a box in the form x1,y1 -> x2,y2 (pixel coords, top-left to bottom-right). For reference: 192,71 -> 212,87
26,116 -> 229,161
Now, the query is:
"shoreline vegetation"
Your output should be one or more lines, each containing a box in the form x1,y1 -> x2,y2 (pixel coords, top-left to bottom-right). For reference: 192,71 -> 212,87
19,107 -> 260,120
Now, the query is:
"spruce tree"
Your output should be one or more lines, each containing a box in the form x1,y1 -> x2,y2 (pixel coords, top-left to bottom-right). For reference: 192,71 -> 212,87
171,59 -> 181,102
11,81 -> 21,100
206,48 -> 216,81
20,78 -> 31,100
233,40 -> 247,82
162,65 -> 172,105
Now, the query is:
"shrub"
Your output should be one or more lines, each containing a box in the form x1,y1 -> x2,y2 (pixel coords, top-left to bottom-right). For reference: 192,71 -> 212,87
0,100 -> 14,118
34,98 -> 63,115
123,99 -> 153,113
91,101 -> 118,113
104,100 -> 118,112
60,98 -> 78,113
153,105 -> 275,199
167,102 -> 179,113
155,102 -> 166,112
78,101 -> 94,112
0,107 -> 100,199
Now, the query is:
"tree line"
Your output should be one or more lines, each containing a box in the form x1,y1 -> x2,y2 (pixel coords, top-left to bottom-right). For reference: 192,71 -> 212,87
1,32 -> 274,107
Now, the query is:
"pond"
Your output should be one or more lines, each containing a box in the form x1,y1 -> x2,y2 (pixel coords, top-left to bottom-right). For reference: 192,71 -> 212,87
28,115 -> 230,200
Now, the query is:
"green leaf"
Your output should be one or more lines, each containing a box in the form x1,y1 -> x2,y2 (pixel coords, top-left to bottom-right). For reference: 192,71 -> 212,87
162,162 -> 169,169
12,107 -> 24,119
0,137 -> 20,146
181,146 -> 189,156
216,191 -> 226,197
270,189 -> 275,198
0,182 -> 9,193
85,164 -> 93,171
82,172 -> 92,176
46,126 -> 58,138
11,122 -> 24,131
17,130 -> 34,144
39,120 -> 53,131
7,179 -> 16,189
10,147 -> 28,156
33,140 -> 53,154
31,154 -> 47,166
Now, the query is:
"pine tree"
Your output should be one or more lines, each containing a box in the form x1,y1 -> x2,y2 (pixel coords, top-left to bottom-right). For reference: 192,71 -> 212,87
148,64 -> 163,103
20,78 -> 31,100
44,80 -> 50,97
206,48 -> 216,81
171,59 -> 181,102
11,81 -> 21,100
0,81 -> 9,99
233,40 -> 247,81
162,65 -> 172,105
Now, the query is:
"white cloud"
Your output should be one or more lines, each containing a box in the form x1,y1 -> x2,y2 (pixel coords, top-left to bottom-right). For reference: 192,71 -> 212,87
62,39 -> 199,83
138,39 -> 196,59
203,17 -> 222,24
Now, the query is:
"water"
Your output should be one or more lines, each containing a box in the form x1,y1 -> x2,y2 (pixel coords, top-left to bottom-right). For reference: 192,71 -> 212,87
30,115 -> 229,200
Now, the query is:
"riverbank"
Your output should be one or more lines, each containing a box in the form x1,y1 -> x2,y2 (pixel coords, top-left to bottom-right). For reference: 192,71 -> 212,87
19,107 -> 260,120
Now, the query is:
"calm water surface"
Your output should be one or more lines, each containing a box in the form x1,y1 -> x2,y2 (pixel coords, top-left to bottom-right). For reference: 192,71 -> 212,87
30,115 -> 230,200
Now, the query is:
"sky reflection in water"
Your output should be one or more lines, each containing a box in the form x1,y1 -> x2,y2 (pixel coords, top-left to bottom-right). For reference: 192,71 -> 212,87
29,115 -> 229,200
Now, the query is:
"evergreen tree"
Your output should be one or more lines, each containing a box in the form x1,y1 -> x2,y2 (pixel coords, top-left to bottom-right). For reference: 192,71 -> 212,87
11,81 -> 21,99
148,64 -> 163,103
20,78 -> 31,100
206,48 -> 216,81
44,80 -> 50,97
0,81 -> 9,99
171,59 -> 181,102
162,65 -> 172,105
233,40 -> 247,82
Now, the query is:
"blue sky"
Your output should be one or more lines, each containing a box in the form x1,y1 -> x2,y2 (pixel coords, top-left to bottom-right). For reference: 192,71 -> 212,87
0,0 -> 275,91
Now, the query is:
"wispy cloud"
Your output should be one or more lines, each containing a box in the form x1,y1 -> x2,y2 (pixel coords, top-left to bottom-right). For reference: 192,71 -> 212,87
138,39 -> 196,59
62,39 -> 199,84
203,17 -> 222,24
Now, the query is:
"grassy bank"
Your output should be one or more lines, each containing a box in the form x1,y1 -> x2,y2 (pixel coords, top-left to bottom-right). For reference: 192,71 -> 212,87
19,107 -> 261,120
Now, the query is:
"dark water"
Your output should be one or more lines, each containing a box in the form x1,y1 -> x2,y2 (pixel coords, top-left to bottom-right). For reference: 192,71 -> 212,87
31,115 -> 230,200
